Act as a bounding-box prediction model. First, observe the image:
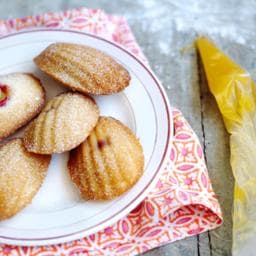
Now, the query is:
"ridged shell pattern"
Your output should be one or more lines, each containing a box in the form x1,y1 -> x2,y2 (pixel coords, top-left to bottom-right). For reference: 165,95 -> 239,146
23,92 -> 99,154
68,116 -> 144,200
0,139 -> 51,220
34,43 -> 131,95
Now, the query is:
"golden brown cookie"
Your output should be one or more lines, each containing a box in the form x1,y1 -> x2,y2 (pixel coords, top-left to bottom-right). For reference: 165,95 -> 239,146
68,116 -> 144,200
0,139 -> 51,220
23,92 -> 99,154
0,73 -> 45,141
34,43 -> 131,95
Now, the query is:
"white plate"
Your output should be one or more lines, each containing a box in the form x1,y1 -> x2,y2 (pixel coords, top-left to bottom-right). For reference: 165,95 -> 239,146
0,30 -> 172,246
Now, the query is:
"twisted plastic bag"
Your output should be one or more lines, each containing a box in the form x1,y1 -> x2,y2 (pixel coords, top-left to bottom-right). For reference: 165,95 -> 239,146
197,37 -> 256,255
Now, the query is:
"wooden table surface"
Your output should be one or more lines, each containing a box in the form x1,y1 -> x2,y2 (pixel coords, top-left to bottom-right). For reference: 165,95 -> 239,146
1,0 -> 256,255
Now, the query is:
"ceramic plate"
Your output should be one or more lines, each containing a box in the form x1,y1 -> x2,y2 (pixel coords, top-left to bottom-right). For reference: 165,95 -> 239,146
0,30 -> 172,246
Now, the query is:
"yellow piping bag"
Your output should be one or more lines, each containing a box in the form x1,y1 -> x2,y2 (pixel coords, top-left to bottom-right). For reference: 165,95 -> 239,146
196,37 -> 256,255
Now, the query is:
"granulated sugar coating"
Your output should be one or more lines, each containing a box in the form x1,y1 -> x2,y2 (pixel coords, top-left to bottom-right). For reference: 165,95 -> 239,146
0,73 -> 46,141
68,116 -> 144,200
23,92 -> 99,154
0,139 -> 51,220
34,43 -> 131,95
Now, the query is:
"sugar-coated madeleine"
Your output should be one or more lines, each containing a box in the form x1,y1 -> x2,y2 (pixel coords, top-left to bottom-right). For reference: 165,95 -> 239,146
23,92 -> 99,154
0,139 -> 51,220
0,73 -> 45,141
34,43 -> 131,95
68,116 -> 144,200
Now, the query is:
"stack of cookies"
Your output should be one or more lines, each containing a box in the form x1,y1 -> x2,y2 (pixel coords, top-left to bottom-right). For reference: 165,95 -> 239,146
0,43 -> 144,220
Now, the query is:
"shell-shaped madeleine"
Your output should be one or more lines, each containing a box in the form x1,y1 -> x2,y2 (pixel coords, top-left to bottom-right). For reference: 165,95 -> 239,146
0,73 -> 45,141
68,116 -> 144,200
23,92 -> 99,154
0,139 -> 51,220
34,43 -> 131,95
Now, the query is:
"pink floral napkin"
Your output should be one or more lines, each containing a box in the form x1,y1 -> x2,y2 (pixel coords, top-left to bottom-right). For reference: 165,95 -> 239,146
0,7 -> 222,256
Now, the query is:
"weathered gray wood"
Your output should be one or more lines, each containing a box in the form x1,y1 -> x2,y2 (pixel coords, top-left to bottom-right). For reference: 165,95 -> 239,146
1,0 -> 248,255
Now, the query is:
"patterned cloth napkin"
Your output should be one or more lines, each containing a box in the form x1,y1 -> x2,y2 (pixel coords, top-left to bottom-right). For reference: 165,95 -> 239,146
0,7 -> 222,256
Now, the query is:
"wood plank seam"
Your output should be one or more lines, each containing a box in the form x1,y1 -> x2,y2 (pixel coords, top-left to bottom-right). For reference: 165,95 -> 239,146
197,52 -> 213,256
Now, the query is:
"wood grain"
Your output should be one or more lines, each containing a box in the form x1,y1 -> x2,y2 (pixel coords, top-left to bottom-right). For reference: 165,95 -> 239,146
1,0 -> 249,255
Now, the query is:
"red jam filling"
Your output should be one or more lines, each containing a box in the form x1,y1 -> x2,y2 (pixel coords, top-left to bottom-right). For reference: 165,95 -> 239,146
97,139 -> 107,150
0,84 -> 9,107
97,137 -> 111,150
